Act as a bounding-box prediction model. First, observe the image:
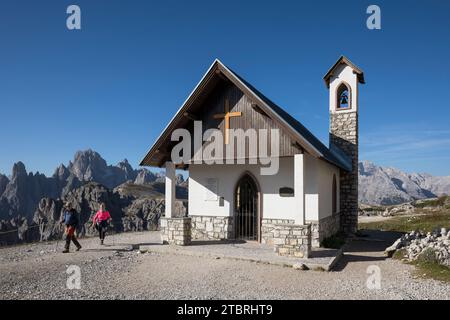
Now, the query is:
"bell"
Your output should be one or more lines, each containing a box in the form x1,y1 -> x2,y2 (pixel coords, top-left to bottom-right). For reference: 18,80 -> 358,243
340,94 -> 348,105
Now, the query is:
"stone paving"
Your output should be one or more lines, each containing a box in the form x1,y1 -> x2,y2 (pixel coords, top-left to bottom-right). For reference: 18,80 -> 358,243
139,231 -> 341,271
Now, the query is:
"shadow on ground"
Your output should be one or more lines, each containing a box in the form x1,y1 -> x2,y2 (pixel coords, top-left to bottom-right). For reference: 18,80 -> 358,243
83,242 -> 160,252
333,229 -> 404,271
189,239 -> 247,246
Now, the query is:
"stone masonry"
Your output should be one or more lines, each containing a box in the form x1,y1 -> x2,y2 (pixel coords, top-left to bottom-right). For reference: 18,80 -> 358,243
261,218 -> 295,245
309,213 -> 340,247
191,216 -> 234,240
330,111 -> 358,234
160,217 -> 192,245
261,219 -> 311,258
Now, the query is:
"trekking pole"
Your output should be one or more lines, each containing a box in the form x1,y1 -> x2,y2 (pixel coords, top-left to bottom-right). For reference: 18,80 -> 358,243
55,225 -> 62,252
112,222 -> 115,246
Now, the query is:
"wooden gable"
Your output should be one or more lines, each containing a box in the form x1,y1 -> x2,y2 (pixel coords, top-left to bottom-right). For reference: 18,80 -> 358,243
150,78 -> 302,168
188,79 -> 302,163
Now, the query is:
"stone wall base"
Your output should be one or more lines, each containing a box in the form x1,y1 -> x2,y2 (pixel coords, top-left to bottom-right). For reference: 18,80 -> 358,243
261,218 -> 295,245
309,213 -> 341,248
262,219 -> 311,258
161,217 -> 191,246
191,216 -> 234,240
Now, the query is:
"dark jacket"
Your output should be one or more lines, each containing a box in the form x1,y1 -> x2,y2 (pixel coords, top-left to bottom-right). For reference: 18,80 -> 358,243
62,209 -> 79,227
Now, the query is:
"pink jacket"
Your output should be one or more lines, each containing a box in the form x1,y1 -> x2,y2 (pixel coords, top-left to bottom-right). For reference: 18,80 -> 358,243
93,210 -> 111,223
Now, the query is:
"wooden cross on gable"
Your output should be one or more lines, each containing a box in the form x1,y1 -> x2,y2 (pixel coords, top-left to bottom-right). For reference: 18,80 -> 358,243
213,98 -> 242,144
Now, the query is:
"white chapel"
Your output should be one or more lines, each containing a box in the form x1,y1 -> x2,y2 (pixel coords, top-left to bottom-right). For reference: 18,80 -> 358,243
141,56 -> 364,258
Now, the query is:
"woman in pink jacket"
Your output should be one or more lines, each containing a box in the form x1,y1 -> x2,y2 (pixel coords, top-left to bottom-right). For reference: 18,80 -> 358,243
92,203 -> 112,245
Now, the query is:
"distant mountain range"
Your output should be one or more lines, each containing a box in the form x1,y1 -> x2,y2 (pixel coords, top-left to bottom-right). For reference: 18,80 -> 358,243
0,150 -> 186,222
358,161 -> 450,205
1,151 -> 450,222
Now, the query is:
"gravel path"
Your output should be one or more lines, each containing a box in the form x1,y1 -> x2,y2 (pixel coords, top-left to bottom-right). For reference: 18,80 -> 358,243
0,231 -> 448,300
359,213 -> 427,224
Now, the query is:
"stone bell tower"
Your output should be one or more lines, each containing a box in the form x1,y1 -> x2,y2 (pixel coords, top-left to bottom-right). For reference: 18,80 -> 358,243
324,56 -> 365,234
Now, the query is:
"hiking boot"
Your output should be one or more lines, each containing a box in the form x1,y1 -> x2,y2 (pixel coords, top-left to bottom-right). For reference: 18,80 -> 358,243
62,249 -> 70,253
76,246 -> 82,251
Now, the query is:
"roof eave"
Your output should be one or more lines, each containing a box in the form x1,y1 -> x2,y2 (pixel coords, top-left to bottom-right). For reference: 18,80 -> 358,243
323,56 -> 365,88
139,59 -> 222,167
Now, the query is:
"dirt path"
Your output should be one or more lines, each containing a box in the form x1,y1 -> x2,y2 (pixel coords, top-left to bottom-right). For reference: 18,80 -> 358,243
358,213 -> 427,224
0,231 -> 448,300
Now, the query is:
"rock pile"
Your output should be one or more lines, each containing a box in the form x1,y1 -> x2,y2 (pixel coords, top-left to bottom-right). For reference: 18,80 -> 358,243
386,203 -> 415,216
385,229 -> 450,267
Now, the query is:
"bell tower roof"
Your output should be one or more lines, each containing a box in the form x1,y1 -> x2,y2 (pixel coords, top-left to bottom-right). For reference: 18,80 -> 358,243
323,56 -> 365,88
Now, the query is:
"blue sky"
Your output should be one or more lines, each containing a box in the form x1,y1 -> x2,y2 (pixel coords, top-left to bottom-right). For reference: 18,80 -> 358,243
0,0 -> 449,176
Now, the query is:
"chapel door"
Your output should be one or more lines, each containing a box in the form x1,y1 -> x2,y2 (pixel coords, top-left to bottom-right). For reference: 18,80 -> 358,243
235,174 -> 259,241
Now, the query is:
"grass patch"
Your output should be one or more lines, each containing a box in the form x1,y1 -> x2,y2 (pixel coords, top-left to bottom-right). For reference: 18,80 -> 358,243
359,209 -> 450,233
417,248 -> 440,264
392,248 -> 408,260
414,196 -> 448,208
412,260 -> 450,283
321,232 -> 346,249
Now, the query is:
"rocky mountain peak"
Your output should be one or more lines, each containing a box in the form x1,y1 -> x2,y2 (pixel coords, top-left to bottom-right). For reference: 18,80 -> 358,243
359,161 -> 450,205
359,161 -> 378,176
69,149 -> 108,181
117,159 -> 136,180
134,169 -> 156,185
12,162 -> 27,179
0,174 -> 9,197
120,158 -> 130,165
53,164 -> 70,181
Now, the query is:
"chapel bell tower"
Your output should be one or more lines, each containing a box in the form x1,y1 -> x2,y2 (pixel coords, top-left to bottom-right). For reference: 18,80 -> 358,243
324,56 -> 365,234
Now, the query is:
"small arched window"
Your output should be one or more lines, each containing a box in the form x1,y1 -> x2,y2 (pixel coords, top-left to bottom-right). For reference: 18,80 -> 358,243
336,83 -> 350,110
332,174 -> 337,214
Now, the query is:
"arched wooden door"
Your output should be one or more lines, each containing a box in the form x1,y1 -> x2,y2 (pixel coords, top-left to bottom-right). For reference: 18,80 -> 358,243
235,174 -> 259,241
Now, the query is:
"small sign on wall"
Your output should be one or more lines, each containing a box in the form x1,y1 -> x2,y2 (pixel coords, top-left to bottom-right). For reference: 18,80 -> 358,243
279,187 -> 294,197
205,178 -> 218,201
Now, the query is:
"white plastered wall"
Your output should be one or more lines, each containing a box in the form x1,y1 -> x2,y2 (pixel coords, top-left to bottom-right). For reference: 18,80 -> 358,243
189,155 -> 340,223
188,157 -> 299,221
317,160 -> 340,220
304,154 -> 340,222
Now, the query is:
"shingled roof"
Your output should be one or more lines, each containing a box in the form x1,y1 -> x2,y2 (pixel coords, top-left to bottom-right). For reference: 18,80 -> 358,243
140,59 -> 352,171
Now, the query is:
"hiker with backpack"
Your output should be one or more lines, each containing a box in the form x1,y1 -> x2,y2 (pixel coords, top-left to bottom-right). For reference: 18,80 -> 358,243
60,202 -> 82,253
92,203 -> 112,245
